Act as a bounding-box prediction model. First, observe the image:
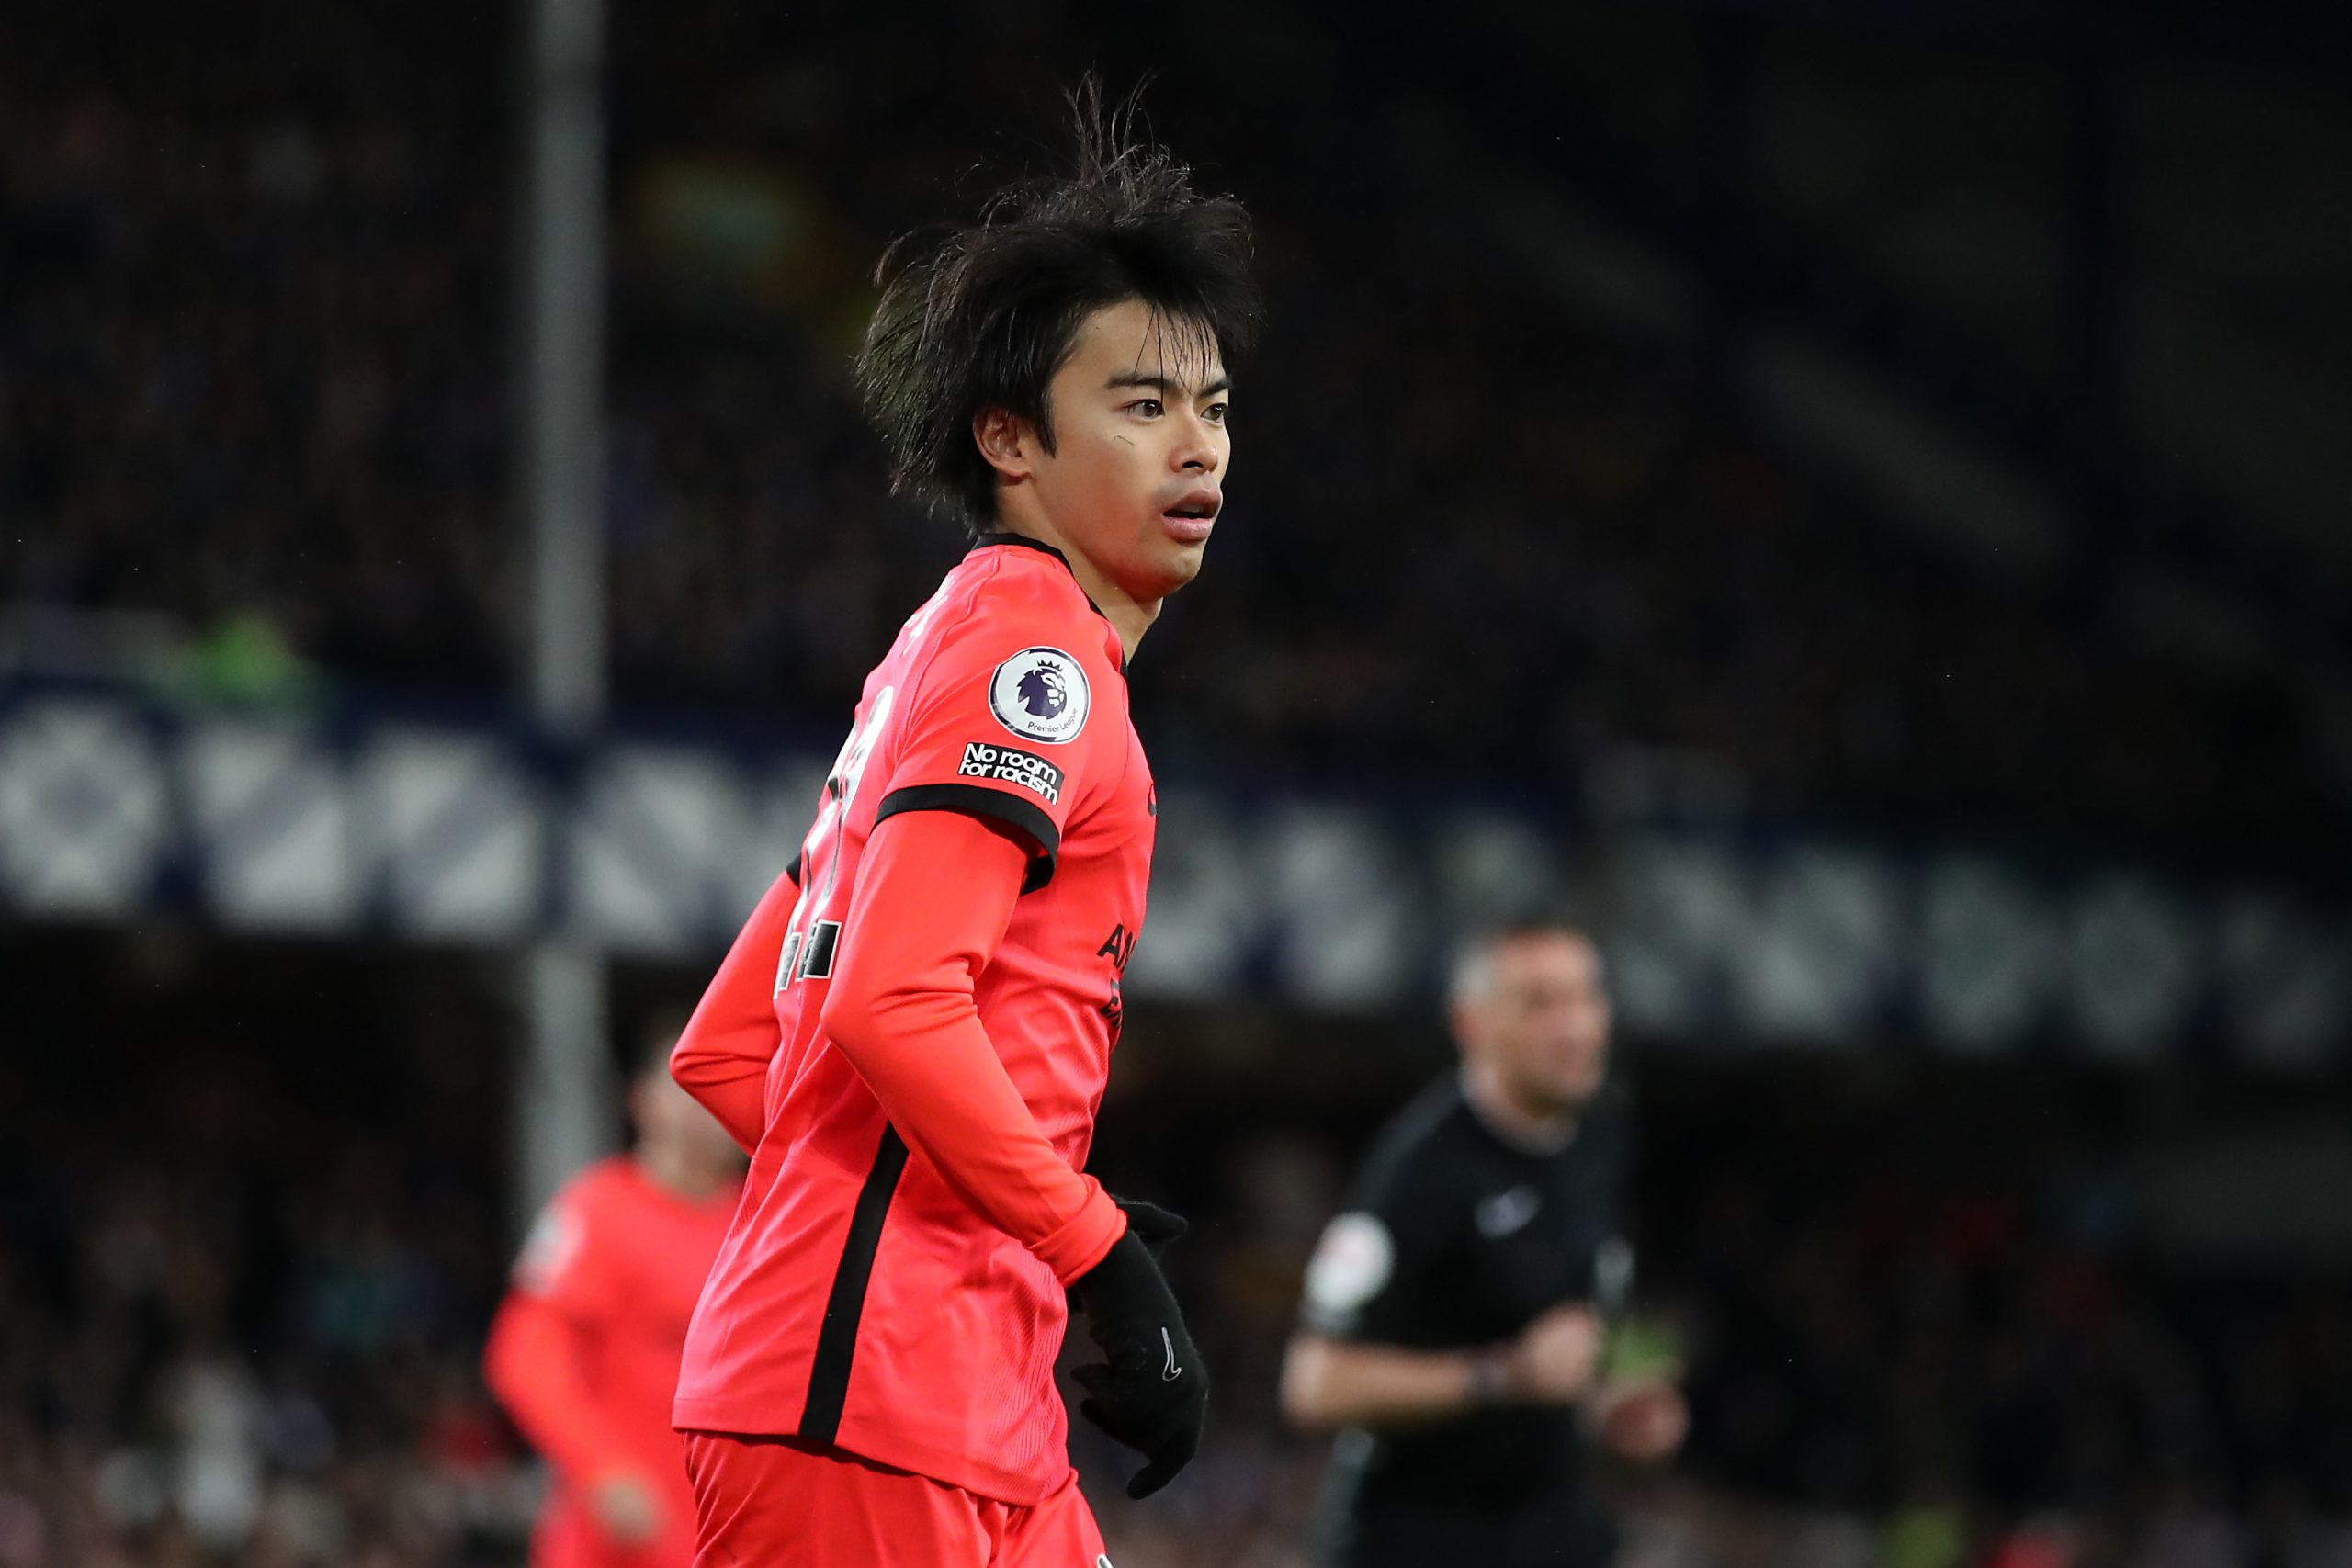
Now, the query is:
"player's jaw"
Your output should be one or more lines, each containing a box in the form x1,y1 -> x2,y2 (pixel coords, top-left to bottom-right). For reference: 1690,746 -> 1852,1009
1537,1027 -> 1611,1110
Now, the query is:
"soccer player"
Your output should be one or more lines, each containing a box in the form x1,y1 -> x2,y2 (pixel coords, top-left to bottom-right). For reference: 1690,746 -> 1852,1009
484,1025 -> 748,1568
664,96 -> 1259,1567
1281,921 -> 1689,1568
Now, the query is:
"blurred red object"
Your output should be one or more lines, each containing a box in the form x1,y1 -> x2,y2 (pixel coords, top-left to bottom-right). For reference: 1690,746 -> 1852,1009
1599,1382 -> 1690,1464
1985,1521 -> 2075,1568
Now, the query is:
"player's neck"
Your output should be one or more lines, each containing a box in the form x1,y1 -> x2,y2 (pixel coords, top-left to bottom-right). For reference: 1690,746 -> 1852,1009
1459,1063 -> 1578,1154
992,514 -> 1159,662
636,1144 -> 735,1203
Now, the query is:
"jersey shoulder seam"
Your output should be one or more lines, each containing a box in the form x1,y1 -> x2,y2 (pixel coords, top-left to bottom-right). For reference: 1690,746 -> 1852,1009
906,548 -> 1103,701
893,549 -> 1007,716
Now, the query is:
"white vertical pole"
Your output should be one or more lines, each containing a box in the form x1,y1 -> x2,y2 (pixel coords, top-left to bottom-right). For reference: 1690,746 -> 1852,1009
516,0 -> 613,1225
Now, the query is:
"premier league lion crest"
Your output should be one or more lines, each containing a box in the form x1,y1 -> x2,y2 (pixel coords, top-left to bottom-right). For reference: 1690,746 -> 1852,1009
1019,666 -> 1069,721
989,646 -> 1091,744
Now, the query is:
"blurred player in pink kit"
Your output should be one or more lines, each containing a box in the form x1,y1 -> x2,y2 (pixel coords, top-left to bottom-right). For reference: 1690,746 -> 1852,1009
485,1029 -> 746,1568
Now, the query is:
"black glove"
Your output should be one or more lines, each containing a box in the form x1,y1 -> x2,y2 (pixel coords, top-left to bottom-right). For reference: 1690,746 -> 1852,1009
1068,1199 -> 1207,1498
1111,1196 -> 1187,1258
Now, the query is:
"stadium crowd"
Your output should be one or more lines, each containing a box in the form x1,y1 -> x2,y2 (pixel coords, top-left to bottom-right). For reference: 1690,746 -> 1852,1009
5,1 -> 2342,875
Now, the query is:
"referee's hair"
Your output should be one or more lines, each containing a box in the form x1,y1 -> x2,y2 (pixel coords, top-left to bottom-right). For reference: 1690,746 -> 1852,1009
1446,916 -> 1600,1008
854,76 -> 1262,534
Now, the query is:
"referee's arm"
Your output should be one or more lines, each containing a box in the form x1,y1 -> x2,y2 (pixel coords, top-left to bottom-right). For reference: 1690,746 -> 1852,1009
1281,1303 -> 1602,1430
1279,1196 -> 1603,1431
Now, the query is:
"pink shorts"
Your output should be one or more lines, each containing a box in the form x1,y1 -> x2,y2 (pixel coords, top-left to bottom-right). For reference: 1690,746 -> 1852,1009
681,1432 -> 1108,1568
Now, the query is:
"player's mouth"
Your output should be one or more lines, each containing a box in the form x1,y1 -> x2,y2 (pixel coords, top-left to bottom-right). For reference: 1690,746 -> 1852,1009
1159,487 -> 1221,545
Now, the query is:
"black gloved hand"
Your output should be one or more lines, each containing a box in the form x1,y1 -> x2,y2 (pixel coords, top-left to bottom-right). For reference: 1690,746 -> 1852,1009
1111,1197 -> 1187,1258
1068,1199 -> 1207,1498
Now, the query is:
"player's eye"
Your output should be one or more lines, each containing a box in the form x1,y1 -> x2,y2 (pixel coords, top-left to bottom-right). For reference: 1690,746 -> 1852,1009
1204,402 -> 1230,424
1125,398 -> 1164,418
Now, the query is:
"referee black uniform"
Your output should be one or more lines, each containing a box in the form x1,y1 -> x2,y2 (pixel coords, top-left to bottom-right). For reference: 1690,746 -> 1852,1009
1298,1072 -> 1633,1568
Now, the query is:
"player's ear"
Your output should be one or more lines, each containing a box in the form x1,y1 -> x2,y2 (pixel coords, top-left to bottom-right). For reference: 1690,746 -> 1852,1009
1449,998 -> 1482,1059
973,406 -> 1036,483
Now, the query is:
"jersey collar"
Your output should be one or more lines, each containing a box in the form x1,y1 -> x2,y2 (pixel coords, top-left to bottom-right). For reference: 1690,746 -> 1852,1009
967,530 -> 1075,570
967,531 -> 1129,676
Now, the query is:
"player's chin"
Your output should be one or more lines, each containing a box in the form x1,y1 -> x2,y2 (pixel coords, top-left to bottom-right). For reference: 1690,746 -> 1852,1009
1544,1068 -> 1605,1111
1134,536 -> 1207,596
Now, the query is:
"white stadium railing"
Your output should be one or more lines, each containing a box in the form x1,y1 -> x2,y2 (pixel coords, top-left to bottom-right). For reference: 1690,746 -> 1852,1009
1,680 -> 2344,1064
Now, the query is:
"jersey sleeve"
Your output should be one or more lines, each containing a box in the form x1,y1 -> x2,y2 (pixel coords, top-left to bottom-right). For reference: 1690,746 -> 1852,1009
482,1293 -> 646,1488
871,605 -> 1116,893
1299,1144 -> 1453,1343
483,1174 -> 649,1484
819,807 -> 1125,1284
671,860 -> 799,1153
507,1177 -> 614,1319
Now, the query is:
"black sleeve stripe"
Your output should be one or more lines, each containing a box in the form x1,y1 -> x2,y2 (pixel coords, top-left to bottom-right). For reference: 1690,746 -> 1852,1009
873,783 -> 1059,894
785,852 -> 804,888
874,783 -> 1060,856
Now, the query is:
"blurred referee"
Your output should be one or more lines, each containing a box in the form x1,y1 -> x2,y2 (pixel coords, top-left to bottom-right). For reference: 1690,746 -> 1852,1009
1281,920 -> 1686,1568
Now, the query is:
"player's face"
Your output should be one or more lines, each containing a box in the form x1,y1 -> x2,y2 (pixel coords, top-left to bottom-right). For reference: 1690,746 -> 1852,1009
1460,932 -> 1612,1115
1031,299 -> 1232,603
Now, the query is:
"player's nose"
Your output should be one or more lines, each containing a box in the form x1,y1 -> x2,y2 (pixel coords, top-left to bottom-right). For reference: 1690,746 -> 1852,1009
1170,411 -> 1221,474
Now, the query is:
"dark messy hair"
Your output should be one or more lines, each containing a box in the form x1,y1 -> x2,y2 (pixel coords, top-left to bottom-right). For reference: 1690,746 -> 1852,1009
855,81 -> 1261,531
